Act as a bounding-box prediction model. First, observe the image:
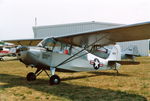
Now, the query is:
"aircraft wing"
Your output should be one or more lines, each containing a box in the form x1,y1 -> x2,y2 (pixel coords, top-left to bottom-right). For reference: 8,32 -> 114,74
3,22 -> 150,47
55,21 -> 150,47
3,38 -> 42,46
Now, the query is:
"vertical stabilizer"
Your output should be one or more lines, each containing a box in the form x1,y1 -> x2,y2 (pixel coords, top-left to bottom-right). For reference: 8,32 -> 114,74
107,45 -> 121,61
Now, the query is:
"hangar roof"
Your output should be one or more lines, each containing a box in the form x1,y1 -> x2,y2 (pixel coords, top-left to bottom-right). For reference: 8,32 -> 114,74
33,21 -> 123,38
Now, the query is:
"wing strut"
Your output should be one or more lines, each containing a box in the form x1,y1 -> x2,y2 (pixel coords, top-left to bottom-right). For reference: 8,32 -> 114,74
54,33 -> 110,68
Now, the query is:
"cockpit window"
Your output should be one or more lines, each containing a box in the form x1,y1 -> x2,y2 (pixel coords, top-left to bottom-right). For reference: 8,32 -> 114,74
37,38 -> 56,51
37,38 -> 87,60
38,38 -> 69,53
38,38 -> 56,47
92,45 -> 113,59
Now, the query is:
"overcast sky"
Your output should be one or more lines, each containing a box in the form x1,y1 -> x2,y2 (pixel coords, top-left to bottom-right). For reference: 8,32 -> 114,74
0,0 -> 150,40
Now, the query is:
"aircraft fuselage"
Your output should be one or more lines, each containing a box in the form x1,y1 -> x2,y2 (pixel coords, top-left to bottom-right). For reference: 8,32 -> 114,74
17,46 -> 120,72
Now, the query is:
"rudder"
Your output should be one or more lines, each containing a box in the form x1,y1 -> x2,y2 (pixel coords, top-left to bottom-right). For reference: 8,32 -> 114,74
107,45 -> 121,61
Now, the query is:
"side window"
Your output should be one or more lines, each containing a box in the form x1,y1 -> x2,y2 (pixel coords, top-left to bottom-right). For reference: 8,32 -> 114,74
91,45 -> 112,59
53,42 -> 62,53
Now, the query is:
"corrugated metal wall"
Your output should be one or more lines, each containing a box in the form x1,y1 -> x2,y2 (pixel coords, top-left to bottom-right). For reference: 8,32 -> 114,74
33,21 -> 121,38
117,40 -> 149,56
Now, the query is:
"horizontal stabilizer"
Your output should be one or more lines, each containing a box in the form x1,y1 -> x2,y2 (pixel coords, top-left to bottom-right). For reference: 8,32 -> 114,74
125,54 -> 139,57
108,61 -> 140,65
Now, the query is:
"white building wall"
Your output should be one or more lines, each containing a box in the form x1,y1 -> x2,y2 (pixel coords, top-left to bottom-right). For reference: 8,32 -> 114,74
117,40 -> 149,56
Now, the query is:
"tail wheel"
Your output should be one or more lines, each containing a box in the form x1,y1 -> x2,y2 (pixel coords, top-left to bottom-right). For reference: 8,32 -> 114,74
49,75 -> 60,85
26,72 -> 36,81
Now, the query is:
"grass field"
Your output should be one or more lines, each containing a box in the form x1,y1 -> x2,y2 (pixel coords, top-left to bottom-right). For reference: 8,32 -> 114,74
0,57 -> 150,101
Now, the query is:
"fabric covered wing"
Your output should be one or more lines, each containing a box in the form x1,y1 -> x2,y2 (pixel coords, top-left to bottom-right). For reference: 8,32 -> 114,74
3,39 -> 42,46
55,21 -> 150,47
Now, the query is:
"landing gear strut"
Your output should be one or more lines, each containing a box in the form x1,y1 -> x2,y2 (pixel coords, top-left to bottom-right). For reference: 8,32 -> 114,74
26,67 -> 61,85
114,63 -> 119,75
49,67 -> 60,85
114,69 -> 119,75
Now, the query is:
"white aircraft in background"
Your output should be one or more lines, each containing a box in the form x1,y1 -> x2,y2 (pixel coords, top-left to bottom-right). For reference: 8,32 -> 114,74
4,21 -> 150,85
121,45 -> 140,60
0,46 -> 16,61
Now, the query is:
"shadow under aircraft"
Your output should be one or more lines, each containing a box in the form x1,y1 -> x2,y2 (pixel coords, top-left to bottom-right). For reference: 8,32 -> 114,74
0,73 -> 147,101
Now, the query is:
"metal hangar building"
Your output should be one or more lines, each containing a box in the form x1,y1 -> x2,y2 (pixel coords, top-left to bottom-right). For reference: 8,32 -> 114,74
33,21 -> 149,56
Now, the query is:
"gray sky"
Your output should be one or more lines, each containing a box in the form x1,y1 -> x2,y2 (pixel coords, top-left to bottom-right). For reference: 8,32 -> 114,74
0,0 -> 150,40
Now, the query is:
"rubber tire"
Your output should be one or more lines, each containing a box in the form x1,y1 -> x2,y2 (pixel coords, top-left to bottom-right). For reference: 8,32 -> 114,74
49,75 -> 60,85
26,72 -> 36,81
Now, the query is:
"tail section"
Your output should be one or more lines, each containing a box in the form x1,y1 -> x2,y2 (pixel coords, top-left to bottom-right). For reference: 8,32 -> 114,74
107,45 -> 121,61
107,45 -> 140,67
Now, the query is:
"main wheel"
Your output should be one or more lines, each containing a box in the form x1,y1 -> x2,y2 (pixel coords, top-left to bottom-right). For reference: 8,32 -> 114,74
26,72 -> 36,81
49,75 -> 60,85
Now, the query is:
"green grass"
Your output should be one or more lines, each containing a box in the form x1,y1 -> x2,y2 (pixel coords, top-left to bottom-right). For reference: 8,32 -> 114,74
0,57 -> 150,101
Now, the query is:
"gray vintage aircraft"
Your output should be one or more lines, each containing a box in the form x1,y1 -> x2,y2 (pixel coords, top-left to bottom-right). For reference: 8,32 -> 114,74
4,21 -> 150,85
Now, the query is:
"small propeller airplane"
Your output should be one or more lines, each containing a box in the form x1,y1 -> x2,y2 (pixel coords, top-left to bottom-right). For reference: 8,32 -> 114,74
0,45 -> 16,61
4,21 -> 150,85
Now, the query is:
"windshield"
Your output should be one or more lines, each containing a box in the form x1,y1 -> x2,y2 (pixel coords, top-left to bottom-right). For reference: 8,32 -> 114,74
37,38 -> 56,48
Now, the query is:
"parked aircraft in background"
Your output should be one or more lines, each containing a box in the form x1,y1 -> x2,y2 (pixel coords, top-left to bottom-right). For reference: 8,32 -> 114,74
4,21 -> 150,85
121,45 -> 140,60
0,44 -> 16,61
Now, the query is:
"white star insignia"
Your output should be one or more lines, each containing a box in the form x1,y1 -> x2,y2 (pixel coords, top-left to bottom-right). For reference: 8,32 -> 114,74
94,60 -> 99,67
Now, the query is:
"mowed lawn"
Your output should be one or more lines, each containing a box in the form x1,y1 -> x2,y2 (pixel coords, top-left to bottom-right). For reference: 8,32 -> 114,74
0,57 -> 150,101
